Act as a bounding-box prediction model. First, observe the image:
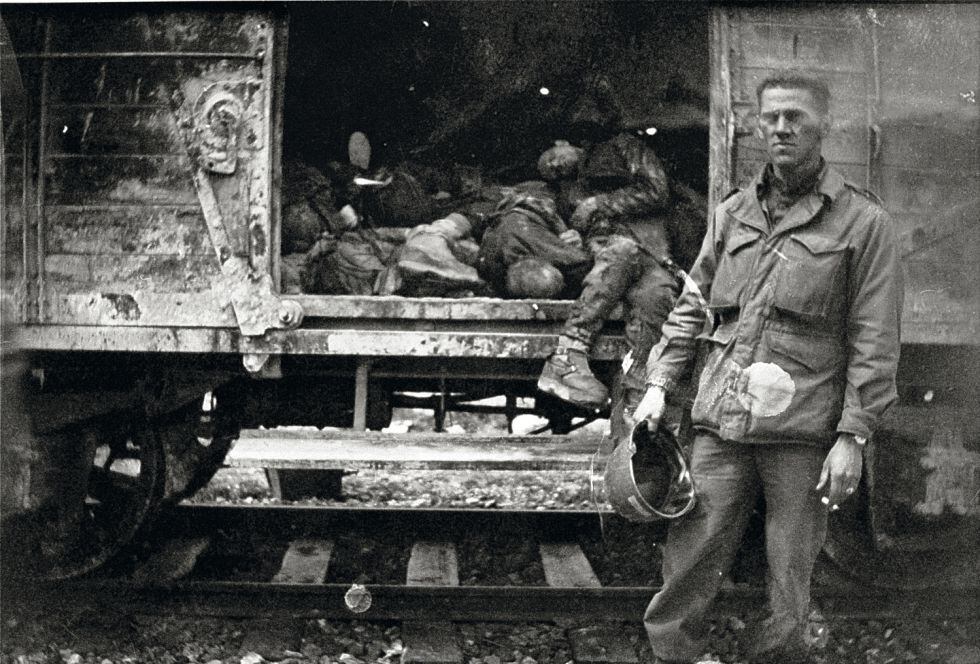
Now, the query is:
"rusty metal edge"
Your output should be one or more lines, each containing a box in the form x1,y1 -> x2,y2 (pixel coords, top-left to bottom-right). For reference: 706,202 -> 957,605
10,325 -> 628,359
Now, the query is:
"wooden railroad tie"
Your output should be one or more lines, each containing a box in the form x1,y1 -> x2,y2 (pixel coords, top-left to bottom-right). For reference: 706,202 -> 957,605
403,542 -> 463,664
539,543 -> 639,664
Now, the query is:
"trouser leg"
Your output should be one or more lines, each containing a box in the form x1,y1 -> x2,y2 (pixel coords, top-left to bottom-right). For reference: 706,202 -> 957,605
644,434 -> 759,662
561,236 -> 642,350
538,236 -> 644,409
750,444 -> 828,663
610,256 -> 679,439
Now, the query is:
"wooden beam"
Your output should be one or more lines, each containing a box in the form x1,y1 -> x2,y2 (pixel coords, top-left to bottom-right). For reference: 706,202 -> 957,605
226,430 -> 602,472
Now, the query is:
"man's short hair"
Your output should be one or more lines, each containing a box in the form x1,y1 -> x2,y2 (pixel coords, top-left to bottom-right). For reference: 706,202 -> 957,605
756,70 -> 830,115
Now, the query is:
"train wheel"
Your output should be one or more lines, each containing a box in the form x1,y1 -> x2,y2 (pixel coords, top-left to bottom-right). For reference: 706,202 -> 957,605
821,490 -> 978,590
157,397 -> 236,505
32,415 -> 165,580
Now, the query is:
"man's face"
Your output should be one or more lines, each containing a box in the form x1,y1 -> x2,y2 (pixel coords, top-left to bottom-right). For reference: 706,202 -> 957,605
757,87 -> 829,171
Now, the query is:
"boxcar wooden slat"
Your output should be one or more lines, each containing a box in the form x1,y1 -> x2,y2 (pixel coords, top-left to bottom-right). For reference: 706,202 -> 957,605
46,58 -> 262,106
46,206 -> 211,256
47,12 -> 265,54
45,155 -> 196,205
47,108 -> 184,156
48,59 -> 182,106
737,22 -> 865,70
735,6 -> 867,28
42,291 -> 236,327
44,254 -> 219,291
879,168 -> 975,213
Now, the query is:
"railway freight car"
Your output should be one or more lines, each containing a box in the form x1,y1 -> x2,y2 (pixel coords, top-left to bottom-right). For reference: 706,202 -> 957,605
1,3 -> 977,587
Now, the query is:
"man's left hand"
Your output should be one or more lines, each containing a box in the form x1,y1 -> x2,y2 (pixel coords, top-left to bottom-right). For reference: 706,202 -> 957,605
815,434 -> 864,511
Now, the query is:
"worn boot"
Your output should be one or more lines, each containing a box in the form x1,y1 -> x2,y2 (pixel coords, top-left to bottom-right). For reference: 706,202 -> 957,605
397,214 -> 485,293
537,347 -> 609,409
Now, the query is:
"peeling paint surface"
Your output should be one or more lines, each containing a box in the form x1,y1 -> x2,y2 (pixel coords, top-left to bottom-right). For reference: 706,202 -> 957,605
100,292 -> 142,320
916,424 -> 980,517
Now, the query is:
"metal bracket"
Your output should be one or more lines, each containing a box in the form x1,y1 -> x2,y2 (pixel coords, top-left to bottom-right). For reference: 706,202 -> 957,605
243,353 -> 282,378
195,85 -> 244,174
171,79 -> 303,337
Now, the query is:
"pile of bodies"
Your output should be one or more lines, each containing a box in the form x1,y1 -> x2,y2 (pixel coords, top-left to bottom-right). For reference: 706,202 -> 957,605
280,132 -> 707,301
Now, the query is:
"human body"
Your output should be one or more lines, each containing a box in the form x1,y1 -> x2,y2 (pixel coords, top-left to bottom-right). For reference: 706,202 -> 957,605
477,128 -> 699,422
634,73 -> 902,663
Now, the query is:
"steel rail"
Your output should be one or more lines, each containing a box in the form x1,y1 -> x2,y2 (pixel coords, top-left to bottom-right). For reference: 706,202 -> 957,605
29,576 -> 980,623
12,504 -> 980,623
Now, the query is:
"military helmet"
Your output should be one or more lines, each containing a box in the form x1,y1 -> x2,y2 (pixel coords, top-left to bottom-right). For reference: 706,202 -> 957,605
603,420 -> 696,522
505,258 -> 565,299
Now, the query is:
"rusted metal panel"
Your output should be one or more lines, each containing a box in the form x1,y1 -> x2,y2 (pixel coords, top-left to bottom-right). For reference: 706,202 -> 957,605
42,292 -> 237,327
14,324 -> 628,361
46,205 -> 211,256
291,294 -> 602,322
870,405 -> 980,548
870,5 -> 979,346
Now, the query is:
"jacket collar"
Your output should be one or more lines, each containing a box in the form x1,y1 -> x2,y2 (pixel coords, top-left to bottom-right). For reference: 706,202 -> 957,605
727,161 -> 845,235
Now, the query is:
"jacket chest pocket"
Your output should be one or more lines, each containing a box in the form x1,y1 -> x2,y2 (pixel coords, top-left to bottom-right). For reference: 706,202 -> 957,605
774,233 -> 848,320
710,229 -> 762,308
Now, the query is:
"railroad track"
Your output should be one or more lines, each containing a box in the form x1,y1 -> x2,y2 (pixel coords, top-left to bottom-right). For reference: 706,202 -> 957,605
7,425 -> 979,664
12,503 -> 978,662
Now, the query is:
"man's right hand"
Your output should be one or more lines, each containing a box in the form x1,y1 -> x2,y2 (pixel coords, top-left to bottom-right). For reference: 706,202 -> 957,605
631,386 -> 667,430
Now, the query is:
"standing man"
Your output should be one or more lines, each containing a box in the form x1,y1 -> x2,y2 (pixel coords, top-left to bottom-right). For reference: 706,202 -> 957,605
633,71 -> 902,664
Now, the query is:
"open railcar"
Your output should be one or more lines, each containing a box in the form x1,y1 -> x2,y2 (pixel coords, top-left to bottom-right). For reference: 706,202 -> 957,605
1,3 -> 977,586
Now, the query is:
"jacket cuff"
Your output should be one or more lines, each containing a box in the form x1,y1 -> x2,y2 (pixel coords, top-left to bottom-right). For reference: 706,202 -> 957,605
836,411 -> 875,442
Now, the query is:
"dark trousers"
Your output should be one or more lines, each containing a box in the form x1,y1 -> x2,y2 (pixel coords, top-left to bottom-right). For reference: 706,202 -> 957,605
644,434 -> 828,663
564,235 -> 678,438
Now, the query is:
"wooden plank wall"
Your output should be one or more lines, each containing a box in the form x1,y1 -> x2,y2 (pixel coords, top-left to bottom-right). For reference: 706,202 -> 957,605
32,10 -> 272,328
870,5 -> 979,344
726,6 -> 873,187
724,6 -> 979,344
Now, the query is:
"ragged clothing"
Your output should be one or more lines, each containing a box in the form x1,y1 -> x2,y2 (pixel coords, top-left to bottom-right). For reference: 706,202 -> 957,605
645,162 -> 903,446
476,187 -> 592,297
478,132 -> 677,297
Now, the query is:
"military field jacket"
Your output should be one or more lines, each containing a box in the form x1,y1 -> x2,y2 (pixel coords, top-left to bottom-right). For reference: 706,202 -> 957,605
645,165 -> 902,446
